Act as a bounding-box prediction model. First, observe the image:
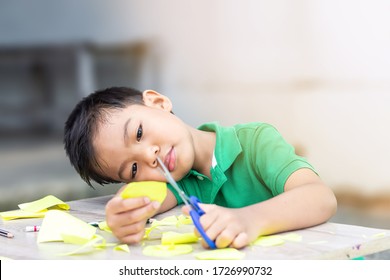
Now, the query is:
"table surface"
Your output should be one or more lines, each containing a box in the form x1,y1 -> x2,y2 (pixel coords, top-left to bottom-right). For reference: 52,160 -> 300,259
1,195 -> 390,260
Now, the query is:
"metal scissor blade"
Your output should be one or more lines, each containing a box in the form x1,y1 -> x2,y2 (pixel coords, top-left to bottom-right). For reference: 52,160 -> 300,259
156,157 -> 191,208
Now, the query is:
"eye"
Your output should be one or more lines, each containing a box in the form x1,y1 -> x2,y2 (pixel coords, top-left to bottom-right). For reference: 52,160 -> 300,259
136,124 -> 143,142
131,163 -> 138,179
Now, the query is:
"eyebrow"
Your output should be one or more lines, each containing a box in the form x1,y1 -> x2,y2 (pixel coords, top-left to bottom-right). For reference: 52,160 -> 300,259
118,118 -> 132,180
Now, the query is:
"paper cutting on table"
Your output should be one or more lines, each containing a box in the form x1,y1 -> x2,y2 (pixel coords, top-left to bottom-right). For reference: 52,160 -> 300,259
0,209 -> 47,221
0,195 -> 69,221
114,244 -> 130,253
195,248 -> 245,260
142,244 -> 193,257
18,195 -> 70,212
161,231 -> 199,245
37,210 -> 96,243
252,233 -> 303,247
252,235 -> 285,246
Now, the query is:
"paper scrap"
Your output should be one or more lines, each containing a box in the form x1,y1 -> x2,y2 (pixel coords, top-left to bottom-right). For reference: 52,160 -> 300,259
280,233 -> 302,242
97,220 -> 112,233
114,244 -> 130,253
60,235 -> 104,256
195,248 -> 245,260
151,215 -> 179,226
142,244 -> 193,257
18,195 -> 70,212
371,232 -> 386,239
0,209 -> 47,221
253,233 -> 303,247
143,215 -> 194,240
121,181 -> 167,203
161,231 -> 199,245
37,210 -> 96,243
177,215 -> 193,225
252,235 -> 285,246
0,195 -> 69,221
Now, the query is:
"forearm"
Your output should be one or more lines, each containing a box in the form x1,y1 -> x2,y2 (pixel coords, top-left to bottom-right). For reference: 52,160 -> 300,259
247,183 -> 337,237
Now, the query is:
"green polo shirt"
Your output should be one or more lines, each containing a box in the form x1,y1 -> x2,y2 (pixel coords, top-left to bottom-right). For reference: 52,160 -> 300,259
167,122 -> 316,208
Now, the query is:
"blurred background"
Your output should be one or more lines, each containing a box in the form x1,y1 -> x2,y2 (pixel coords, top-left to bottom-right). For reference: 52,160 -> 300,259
0,0 -> 389,238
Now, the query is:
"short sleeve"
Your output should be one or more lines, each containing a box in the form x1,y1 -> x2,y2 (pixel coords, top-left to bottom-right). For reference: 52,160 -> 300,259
251,124 -> 316,196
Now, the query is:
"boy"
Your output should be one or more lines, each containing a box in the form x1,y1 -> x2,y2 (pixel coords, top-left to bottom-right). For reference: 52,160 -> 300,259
64,87 -> 337,249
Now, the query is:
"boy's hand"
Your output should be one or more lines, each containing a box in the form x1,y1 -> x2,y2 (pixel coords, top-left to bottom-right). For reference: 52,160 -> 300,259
182,204 -> 258,249
105,195 -> 161,244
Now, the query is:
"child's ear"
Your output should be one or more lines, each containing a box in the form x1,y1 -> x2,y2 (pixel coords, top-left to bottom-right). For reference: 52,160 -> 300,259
142,90 -> 173,112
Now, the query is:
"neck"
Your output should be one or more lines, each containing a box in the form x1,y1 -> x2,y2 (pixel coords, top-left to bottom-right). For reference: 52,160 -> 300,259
189,126 -> 216,178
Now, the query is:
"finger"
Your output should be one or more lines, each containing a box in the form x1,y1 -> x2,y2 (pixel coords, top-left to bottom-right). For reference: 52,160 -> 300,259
117,225 -> 146,244
181,205 -> 191,215
106,196 -> 150,215
230,232 -> 249,249
106,200 -> 160,230
119,200 -> 161,224
215,229 -> 237,248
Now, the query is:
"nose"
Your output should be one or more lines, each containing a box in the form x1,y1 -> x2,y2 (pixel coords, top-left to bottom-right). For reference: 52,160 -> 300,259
148,145 -> 159,167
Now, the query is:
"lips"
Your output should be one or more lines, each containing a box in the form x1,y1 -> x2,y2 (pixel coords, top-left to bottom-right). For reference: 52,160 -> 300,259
164,147 -> 176,172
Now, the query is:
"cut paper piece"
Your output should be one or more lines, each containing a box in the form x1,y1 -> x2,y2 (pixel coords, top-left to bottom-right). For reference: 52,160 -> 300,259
370,232 -> 386,239
143,244 -> 193,257
195,248 -> 245,260
177,215 -> 193,225
114,244 -> 130,253
121,181 -> 167,203
280,233 -> 302,242
151,215 -> 180,227
18,195 -> 70,212
98,220 -> 112,233
252,235 -> 285,247
144,226 -> 157,239
94,242 -> 118,249
161,231 -> 199,245
0,195 -> 69,221
60,235 -> 105,256
37,210 -> 96,243
143,215 -> 188,240
0,209 -> 47,221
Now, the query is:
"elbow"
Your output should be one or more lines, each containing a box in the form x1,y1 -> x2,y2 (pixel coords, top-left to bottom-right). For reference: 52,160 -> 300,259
322,189 -> 338,221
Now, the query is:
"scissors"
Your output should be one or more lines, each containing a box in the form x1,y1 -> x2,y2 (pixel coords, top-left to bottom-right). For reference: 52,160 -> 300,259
156,157 -> 217,249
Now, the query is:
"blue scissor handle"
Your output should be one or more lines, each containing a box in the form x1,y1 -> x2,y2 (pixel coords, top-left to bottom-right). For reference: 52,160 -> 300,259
189,196 -> 217,249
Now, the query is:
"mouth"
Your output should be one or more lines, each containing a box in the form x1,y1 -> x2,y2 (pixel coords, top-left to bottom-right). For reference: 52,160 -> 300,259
164,147 -> 176,172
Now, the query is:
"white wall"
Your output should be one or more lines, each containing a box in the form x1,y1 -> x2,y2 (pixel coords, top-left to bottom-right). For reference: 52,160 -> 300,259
1,0 -> 389,193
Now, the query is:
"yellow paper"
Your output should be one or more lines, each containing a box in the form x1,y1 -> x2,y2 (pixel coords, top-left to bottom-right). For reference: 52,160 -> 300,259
0,195 -> 69,221
98,220 -> 112,233
151,215 -> 179,226
161,231 -> 199,245
281,233 -> 302,242
60,235 -> 104,256
142,244 -> 193,257
195,248 -> 245,260
252,235 -> 285,246
18,195 -> 70,212
121,181 -> 167,203
114,244 -> 130,253
0,209 -> 47,221
177,214 -> 193,225
37,210 -> 96,243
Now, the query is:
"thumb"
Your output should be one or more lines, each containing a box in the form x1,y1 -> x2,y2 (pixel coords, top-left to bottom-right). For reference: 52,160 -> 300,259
181,205 -> 190,215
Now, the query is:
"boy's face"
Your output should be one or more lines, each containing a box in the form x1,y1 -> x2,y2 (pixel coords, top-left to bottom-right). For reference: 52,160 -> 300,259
92,92 -> 195,184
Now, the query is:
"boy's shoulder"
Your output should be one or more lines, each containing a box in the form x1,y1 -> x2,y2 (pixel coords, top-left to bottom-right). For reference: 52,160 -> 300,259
233,122 -> 274,130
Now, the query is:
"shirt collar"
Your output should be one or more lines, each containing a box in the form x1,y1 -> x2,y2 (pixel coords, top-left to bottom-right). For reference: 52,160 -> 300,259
198,122 -> 242,172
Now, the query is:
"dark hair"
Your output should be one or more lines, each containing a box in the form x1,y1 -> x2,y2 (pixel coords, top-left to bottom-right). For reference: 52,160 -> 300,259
64,87 -> 144,187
